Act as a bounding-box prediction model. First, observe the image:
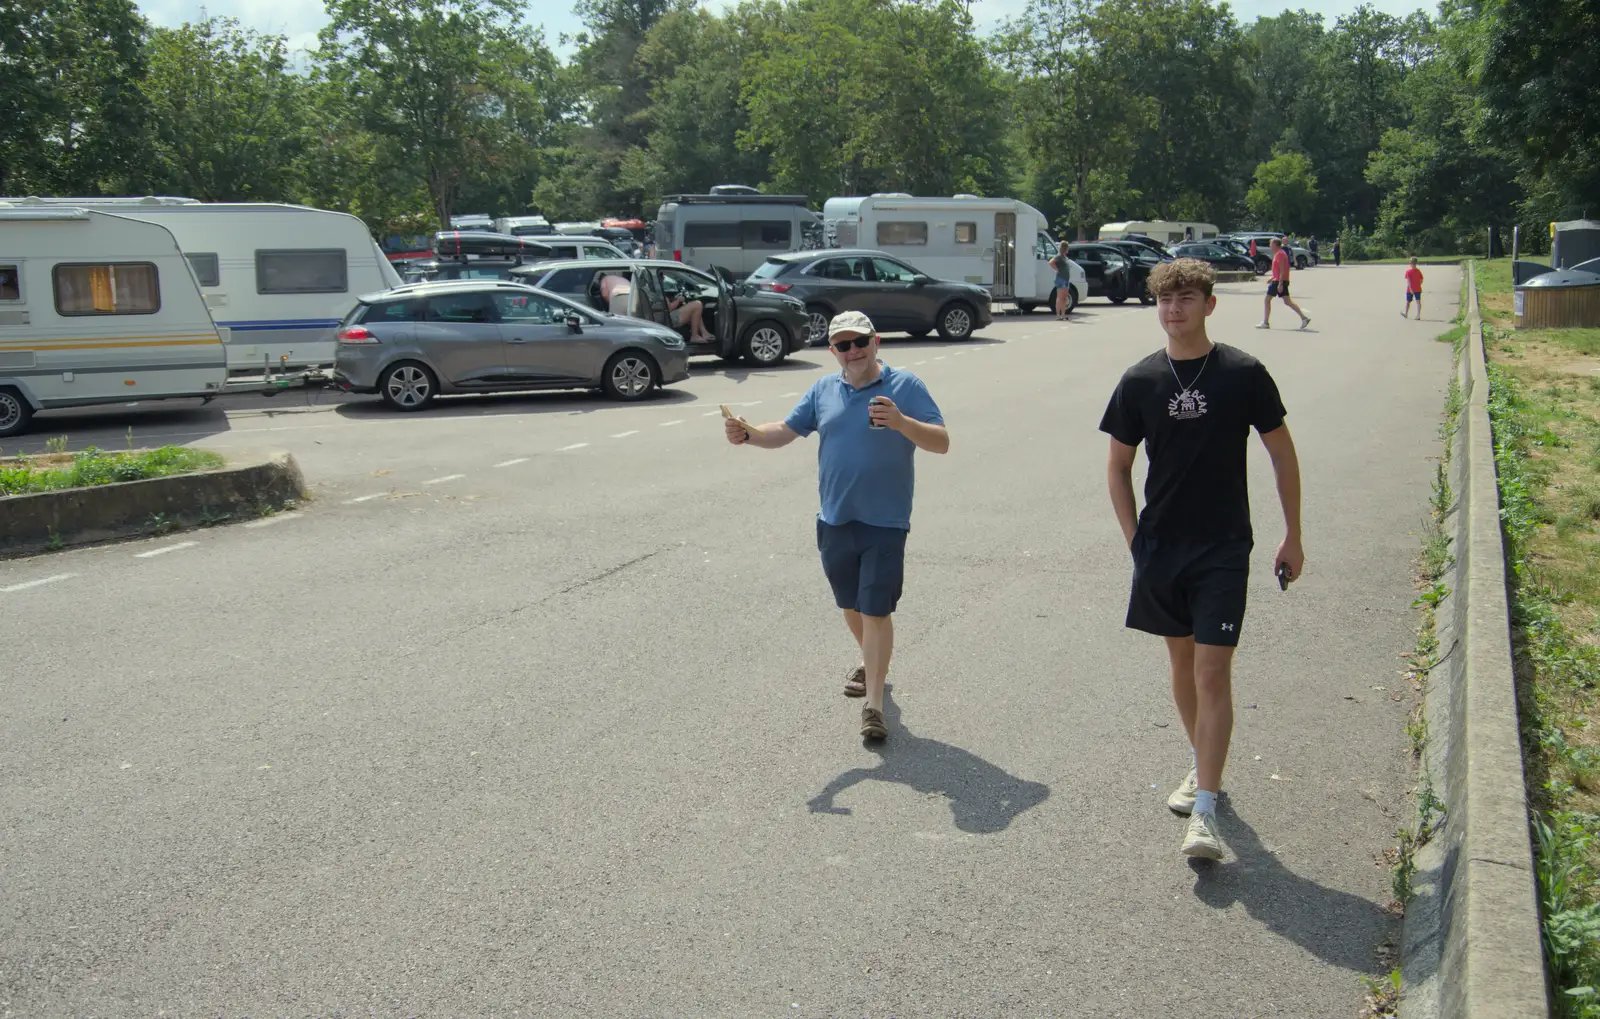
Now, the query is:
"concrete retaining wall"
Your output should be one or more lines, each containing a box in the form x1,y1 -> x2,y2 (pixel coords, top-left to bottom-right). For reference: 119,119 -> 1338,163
1,452 -> 306,557
1401,264 -> 1549,1017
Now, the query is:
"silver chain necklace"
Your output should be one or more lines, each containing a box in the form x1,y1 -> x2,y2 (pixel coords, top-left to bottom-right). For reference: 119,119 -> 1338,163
1166,345 -> 1213,398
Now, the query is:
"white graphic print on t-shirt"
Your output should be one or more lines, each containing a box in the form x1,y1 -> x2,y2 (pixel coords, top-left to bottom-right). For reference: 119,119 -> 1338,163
1168,388 -> 1208,420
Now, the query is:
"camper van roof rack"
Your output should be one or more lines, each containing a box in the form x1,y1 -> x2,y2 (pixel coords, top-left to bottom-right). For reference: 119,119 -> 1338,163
661,193 -> 811,207
0,206 -> 92,221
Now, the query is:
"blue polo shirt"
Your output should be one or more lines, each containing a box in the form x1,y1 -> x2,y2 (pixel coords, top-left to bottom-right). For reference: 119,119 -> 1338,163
784,363 -> 944,530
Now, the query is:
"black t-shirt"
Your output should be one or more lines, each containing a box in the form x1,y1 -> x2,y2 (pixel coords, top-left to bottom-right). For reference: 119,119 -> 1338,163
1099,342 -> 1286,542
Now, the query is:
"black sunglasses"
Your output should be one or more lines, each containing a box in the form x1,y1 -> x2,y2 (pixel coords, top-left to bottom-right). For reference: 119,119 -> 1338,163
831,335 -> 873,352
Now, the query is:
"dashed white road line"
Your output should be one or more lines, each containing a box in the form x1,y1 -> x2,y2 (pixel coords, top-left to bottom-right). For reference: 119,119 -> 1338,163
914,361 -> 927,365
659,420 -> 684,427
610,430 -> 639,439
244,512 -> 304,529
134,541 -> 198,558
934,356 -> 947,360
780,392 -> 800,398
558,442 -> 589,452
423,474 -> 464,485
1,573 -> 75,593
701,411 -> 722,417
494,457 -> 529,467
343,493 -> 384,504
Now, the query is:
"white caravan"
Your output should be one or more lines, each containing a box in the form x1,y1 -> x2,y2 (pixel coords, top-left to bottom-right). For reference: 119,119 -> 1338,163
0,206 -> 227,437
1098,220 -> 1220,244
0,197 -> 402,374
821,194 -> 1086,312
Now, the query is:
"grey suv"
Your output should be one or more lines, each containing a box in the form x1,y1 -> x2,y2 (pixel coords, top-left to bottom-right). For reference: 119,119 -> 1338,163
331,279 -> 690,409
746,249 -> 993,344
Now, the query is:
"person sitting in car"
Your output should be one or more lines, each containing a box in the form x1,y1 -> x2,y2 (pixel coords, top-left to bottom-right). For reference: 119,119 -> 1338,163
661,275 -> 713,344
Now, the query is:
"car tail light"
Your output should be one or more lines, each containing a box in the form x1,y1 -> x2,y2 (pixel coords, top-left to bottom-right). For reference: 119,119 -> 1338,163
758,282 -> 793,293
673,250 -> 682,261
337,326 -> 378,343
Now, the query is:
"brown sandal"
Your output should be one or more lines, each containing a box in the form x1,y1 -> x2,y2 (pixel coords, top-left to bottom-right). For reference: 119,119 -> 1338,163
843,664 -> 866,697
860,706 -> 887,739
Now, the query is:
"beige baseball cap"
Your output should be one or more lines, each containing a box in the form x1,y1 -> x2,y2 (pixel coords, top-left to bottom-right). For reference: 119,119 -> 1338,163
827,310 -> 876,341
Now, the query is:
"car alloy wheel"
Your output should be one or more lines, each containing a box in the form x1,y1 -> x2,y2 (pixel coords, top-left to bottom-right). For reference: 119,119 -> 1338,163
608,355 -> 655,399
939,304 -> 973,341
382,364 -> 434,410
806,308 -> 830,346
745,324 -> 785,365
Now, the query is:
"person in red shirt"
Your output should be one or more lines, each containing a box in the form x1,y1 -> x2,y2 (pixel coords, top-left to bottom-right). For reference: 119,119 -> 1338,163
1404,258 -> 1424,319
1258,237 -> 1310,330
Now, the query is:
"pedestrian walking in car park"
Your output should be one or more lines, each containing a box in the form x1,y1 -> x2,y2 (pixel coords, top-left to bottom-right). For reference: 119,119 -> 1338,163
1259,238 -> 1310,330
1404,257 -> 1424,320
1050,241 -> 1072,321
722,310 -> 949,740
1332,237 -> 1342,267
1308,235 -> 1319,265
1100,257 -> 1305,860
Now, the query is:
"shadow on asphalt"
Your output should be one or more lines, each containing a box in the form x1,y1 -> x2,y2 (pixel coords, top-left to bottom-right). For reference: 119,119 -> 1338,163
1189,797 -> 1392,973
806,687 -> 1051,834
333,386 -> 700,421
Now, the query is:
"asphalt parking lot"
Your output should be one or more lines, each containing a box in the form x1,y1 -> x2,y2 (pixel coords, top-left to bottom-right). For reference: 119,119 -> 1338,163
1,267 -> 1458,1016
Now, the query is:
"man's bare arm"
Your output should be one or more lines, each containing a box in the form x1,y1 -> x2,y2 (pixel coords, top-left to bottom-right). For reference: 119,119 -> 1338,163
898,417 -> 949,454
1259,424 -> 1305,579
726,419 -> 800,449
1107,437 -> 1139,547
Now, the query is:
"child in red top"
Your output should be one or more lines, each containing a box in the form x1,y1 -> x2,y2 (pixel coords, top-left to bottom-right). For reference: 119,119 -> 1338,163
1404,258 -> 1424,319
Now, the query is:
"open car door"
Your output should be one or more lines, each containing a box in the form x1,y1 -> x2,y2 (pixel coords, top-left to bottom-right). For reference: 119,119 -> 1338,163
710,265 -> 737,359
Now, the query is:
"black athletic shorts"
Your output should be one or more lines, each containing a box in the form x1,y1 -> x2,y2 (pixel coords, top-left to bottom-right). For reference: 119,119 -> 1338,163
1267,279 -> 1290,298
817,519 -> 907,617
1127,534 -> 1252,647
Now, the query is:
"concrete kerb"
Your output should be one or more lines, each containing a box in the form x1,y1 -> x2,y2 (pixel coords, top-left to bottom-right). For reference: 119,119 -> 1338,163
0,451 -> 307,557
1401,263 -> 1550,1018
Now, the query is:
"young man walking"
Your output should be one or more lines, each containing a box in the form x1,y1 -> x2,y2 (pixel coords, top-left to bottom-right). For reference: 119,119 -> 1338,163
1404,257 -> 1425,319
1259,237 -> 1310,330
724,311 -> 949,740
1100,258 -> 1305,860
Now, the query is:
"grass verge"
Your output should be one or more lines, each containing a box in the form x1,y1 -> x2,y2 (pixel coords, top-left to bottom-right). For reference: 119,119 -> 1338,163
1477,257 -> 1600,1017
0,444 -> 225,496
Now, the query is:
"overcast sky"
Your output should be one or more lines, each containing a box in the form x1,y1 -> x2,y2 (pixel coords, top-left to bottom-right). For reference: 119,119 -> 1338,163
136,0 -> 1436,62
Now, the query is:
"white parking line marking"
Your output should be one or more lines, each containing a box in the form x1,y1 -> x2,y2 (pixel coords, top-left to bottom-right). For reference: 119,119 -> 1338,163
494,458 -> 529,468
610,430 -> 639,439
244,512 -> 304,528
558,442 -> 589,452
780,392 -> 799,397
737,401 -> 763,407
134,541 -> 198,558
914,361 -> 927,365
934,356 -> 947,360
343,493 -> 384,504
702,410 -> 722,417
423,474 -> 464,485
1,573 -> 75,593
660,420 -> 684,427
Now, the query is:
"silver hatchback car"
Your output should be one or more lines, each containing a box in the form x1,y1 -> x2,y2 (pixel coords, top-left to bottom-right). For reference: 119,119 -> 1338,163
332,279 -> 691,409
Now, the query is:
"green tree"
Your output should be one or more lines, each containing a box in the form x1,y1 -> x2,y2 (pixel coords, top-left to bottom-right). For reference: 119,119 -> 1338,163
0,0 -> 151,195
142,18 -> 308,201
315,0 -> 559,228
1246,150 -> 1319,230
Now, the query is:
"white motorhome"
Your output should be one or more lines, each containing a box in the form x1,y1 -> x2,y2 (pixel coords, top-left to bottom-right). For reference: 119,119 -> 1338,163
0,197 -> 402,374
1098,220 -> 1220,244
0,206 -> 227,437
822,194 -> 1087,312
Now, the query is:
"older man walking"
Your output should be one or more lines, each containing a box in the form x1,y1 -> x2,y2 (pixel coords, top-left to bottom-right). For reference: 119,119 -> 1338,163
723,311 -> 949,740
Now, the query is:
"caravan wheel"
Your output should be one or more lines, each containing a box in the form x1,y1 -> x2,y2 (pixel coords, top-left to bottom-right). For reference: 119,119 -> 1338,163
0,387 -> 32,438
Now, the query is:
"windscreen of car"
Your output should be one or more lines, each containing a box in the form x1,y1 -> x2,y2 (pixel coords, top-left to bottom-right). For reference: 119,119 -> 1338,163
870,258 -> 919,284
748,260 -> 789,281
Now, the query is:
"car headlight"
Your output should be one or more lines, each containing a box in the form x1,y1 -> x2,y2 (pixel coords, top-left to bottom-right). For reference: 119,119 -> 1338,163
655,330 -> 685,349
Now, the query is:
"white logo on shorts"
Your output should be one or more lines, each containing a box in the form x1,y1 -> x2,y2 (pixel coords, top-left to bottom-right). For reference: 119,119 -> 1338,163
1221,622 -> 1235,632
1168,388 -> 1208,420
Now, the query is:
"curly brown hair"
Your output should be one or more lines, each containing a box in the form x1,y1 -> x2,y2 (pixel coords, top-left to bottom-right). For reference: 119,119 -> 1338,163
1147,257 -> 1217,299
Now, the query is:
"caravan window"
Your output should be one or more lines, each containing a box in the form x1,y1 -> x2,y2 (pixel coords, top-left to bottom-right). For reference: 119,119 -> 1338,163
742,221 -> 791,249
684,222 -> 742,248
53,263 -> 160,316
186,253 -> 220,287
256,249 -> 348,294
955,223 -> 978,245
0,264 -> 18,302
876,221 -> 927,246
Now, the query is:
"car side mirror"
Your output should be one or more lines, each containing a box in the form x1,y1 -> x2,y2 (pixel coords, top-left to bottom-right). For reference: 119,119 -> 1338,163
913,274 -> 933,285
565,314 -> 584,333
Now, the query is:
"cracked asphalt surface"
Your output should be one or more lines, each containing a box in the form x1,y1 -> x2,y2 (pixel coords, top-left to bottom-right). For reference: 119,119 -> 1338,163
1,266 -> 1458,1017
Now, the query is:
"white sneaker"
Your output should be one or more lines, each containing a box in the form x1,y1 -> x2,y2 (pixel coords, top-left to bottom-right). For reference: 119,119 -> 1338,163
1255,322 -> 1270,329
1167,768 -> 1199,815
1182,809 -> 1224,860
1299,316 -> 1311,330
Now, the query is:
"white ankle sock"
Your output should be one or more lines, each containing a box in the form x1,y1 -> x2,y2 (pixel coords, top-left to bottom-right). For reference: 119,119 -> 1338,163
1194,790 -> 1218,816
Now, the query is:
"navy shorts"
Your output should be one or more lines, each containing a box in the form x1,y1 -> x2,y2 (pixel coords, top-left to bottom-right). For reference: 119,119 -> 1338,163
1407,290 -> 1422,303
1127,534 -> 1251,647
1267,280 -> 1290,298
817,519 -> 907,617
